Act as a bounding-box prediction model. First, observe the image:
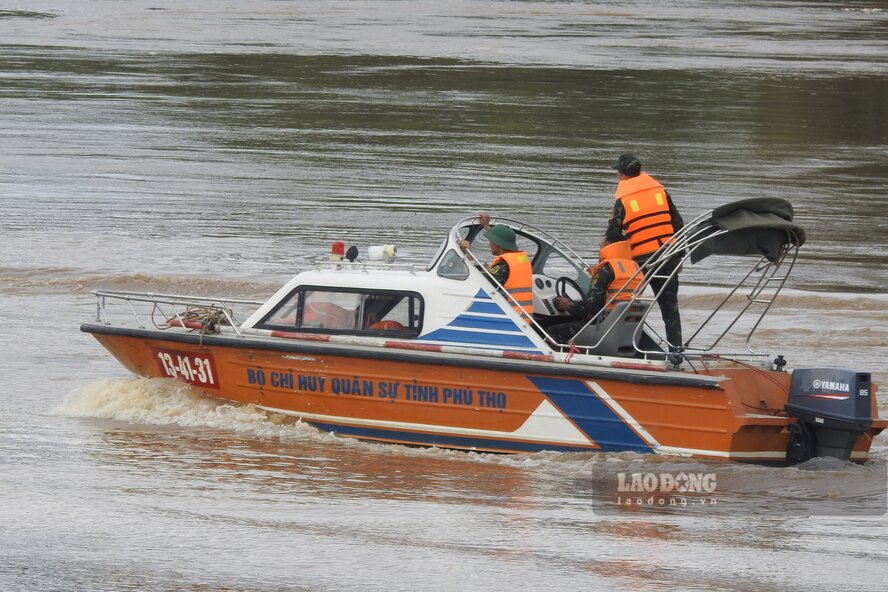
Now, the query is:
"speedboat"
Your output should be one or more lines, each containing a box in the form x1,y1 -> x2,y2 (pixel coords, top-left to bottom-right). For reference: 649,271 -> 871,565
81,198 -> 886,463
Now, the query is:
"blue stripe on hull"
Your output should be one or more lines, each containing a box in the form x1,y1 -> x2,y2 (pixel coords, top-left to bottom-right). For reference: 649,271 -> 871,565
447,315 -> 522,331
420,327 -> 537,348
466,301 -> 506,314
307,422 -> 595,453
528,376 -> 653,453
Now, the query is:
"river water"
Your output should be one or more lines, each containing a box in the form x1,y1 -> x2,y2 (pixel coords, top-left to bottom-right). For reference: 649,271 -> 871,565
2,1 -> 888,590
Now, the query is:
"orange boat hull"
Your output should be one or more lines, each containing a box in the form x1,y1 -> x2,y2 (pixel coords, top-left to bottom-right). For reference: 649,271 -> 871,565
85,327 -> 885,462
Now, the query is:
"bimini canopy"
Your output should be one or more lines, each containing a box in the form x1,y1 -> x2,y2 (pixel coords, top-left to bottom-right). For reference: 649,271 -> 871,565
689,197 -> 806,264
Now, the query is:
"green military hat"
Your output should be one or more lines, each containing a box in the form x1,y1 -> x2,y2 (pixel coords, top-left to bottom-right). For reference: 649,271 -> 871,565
485,224 -> 518,251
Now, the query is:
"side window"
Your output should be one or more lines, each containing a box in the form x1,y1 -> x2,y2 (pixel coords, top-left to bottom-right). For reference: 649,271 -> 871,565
303,290 -> 361,330
262,292 -> 301,328
437,249 -> 469,280
362,293 -> 418,333
259,288 -> 422,337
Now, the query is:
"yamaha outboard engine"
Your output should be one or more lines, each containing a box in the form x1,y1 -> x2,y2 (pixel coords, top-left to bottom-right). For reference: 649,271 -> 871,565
784,368 -> 873,463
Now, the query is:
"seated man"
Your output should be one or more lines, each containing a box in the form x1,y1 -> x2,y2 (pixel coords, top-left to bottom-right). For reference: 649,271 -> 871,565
457,213 -> 533,318
547,239 -> 642,344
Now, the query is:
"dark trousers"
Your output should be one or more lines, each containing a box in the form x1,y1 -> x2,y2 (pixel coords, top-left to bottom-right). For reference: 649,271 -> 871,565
638,254 -> 683,348
547,317 -> 590,344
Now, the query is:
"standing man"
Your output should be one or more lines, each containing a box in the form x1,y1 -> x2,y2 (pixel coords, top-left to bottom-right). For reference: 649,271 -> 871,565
458,213 -> 534,318
605,153 -> 684,348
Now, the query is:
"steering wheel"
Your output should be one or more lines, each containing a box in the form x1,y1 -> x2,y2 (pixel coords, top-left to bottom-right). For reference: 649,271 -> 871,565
555,276 -> 584,300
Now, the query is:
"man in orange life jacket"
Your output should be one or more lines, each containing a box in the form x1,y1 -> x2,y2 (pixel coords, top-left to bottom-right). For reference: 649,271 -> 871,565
548,238 -> 642,344
457,213 -> 534,318
606,153 -> 684,348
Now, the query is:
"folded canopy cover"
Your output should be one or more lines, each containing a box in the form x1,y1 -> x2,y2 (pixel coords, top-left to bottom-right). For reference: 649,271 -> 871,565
689,197 -> 806,264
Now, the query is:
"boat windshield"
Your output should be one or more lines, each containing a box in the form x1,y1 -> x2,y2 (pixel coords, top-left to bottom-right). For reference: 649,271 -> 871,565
426,237 -> 448,272
445,217 -> 592,293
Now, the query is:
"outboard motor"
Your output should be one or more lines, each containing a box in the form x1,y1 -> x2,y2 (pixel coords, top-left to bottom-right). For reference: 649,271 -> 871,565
784,368 -> 873,464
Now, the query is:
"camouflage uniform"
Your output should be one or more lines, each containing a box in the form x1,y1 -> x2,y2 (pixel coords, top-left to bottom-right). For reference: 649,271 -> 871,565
487,259 -> 509,284
547,264 -> 613,344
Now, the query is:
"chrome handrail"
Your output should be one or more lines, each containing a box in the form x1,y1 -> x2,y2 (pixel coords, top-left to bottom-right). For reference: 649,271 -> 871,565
92,289 -> 264,337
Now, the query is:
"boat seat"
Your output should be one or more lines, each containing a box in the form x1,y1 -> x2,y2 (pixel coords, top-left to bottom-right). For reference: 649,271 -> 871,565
572,301 -> 650,357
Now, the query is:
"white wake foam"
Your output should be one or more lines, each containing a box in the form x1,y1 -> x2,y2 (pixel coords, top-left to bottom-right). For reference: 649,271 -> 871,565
52,377 -> 324,441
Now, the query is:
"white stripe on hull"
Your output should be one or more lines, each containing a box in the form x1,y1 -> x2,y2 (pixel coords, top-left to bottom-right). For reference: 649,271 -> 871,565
258,401 -> 595,447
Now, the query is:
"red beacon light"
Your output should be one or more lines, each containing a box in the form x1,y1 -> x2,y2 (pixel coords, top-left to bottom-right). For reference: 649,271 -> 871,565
331,241 -> 345,263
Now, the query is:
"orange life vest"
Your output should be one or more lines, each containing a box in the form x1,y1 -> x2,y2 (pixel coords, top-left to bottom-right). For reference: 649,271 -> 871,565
615,172 -> 675,257
596,240 -> 643,309
491,251 -> 534,318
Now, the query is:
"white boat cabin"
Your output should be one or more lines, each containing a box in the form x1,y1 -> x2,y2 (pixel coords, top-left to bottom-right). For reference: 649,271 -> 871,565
242,216 -> 627,356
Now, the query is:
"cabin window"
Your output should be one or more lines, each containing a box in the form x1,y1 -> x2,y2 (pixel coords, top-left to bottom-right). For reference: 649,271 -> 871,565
259,287 -> 423,337
436,249 -> 469,280
302,290 -> 362,330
